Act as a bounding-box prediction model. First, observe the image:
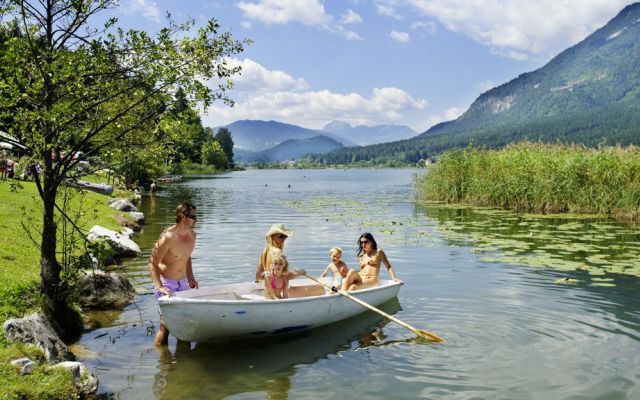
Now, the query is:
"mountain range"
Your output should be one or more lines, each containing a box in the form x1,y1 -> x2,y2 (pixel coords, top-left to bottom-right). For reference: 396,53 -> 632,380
220,119 -> 417,162
309,2 -> 640,165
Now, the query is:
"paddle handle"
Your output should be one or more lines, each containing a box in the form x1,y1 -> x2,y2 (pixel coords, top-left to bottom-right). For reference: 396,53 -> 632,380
304,274 -> 444,342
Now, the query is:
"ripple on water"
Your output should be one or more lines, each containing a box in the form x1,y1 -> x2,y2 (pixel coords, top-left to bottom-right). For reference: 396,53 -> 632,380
77,170 -> 640,399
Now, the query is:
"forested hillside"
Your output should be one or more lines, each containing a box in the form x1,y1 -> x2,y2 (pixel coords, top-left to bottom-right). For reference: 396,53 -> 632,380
308,3 -> 640,165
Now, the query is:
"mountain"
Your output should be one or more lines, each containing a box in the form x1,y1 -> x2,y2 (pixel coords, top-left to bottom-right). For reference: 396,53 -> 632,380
221,120 -> 356,152
235,135 -> 344,162
323,120 -> 417,146
310,3 -> 640,164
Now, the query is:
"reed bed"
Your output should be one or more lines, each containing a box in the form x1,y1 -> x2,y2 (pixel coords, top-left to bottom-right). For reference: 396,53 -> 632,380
415,142 -> 640,223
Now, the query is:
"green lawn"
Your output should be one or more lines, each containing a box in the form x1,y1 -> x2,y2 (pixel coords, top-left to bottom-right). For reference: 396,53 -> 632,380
0,178 -> 131,398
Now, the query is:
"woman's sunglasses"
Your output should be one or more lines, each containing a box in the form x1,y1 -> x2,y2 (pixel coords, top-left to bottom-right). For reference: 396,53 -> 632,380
360,240 -> 370,245
277,234 -> 288,239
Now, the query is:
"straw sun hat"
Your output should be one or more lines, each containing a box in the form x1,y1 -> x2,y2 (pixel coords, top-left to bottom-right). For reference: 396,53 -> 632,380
265,223 -> 293,239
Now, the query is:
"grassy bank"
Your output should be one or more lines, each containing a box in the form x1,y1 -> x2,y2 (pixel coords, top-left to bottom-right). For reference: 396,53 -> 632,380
415,142 -> 640,223
0,179 -> 129,398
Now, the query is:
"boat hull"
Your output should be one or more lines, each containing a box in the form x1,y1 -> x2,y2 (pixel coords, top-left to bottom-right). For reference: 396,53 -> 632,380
158,277 -> 402,341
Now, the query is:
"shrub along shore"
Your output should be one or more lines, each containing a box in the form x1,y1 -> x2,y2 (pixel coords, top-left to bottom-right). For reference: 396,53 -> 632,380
415,142 -> 640,223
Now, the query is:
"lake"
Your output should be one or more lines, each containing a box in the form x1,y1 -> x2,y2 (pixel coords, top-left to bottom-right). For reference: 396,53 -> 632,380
76,168 -> 640,399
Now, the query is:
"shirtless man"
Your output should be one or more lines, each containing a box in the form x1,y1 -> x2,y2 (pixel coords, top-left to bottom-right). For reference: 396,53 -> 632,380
149,202 -> 199,346
341,232 -> 403,291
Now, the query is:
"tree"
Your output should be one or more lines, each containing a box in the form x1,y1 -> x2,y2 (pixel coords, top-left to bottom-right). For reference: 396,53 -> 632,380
201,139 -> 228,169
0,0 -> 246,335
215,127 -> 234,164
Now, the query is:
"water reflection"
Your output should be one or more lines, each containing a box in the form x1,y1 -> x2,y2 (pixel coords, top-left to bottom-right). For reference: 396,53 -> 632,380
152,299 -> 401,400
415,203 -> 640,281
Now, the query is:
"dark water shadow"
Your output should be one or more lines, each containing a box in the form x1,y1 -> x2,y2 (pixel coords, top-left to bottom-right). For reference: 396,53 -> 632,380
152,299 -> 412,400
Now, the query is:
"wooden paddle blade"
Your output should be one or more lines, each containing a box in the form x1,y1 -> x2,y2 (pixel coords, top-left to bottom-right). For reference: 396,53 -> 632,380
415,329 -> 445,343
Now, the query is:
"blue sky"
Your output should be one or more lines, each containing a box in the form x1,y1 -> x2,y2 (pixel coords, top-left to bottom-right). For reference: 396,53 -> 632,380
106,0 -> 631,133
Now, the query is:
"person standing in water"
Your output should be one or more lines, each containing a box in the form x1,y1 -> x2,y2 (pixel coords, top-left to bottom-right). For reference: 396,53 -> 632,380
149,202 -> 199,346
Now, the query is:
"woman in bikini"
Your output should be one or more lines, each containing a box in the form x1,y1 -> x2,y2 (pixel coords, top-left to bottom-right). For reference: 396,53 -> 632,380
341,232 -> 403,291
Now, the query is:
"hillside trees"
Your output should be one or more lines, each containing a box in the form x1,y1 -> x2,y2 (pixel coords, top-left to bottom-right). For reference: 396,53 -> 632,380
0,0 -> 245,335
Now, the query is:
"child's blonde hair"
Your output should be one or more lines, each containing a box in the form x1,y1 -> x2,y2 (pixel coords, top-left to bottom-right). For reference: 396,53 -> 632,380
329,247 -> 342,256
269,248 -> 289,273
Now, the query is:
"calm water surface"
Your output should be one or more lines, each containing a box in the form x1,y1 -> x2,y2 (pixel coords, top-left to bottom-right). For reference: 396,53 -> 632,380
77,168 -> 640,399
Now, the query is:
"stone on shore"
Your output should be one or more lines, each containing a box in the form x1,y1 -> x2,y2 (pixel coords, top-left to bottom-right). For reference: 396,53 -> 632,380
87,225 -> 141,257
79,270 -> 135,310
52,361 -> 99,397
114,214 -> 141,232
108,198 -> 138,212
11,358 -> 36,375
128,211 -> 145,224
3,313 -> 74,364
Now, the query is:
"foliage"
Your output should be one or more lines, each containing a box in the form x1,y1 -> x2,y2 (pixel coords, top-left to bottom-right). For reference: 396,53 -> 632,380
0,179 -> 125,320
415,142 -> 640,223
0,0 -> 246,326
201,139 -> 228,169
0,344 -> 77,400
215,127 -> 234,163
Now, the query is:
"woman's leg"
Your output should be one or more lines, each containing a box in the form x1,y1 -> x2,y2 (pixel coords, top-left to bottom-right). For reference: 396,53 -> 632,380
341,269 -> 362,291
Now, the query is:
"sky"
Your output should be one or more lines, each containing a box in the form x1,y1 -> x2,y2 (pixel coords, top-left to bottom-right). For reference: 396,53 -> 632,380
104,0 -> 631,133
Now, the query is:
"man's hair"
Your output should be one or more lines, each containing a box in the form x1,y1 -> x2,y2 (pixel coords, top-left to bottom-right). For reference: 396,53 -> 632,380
175,202 -> 196,223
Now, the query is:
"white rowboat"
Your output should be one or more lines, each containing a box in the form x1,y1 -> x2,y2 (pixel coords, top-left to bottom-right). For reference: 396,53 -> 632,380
158,277 -> 402,341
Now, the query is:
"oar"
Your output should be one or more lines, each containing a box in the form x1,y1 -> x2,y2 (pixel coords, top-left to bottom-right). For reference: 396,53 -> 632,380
303,273 -> 445,343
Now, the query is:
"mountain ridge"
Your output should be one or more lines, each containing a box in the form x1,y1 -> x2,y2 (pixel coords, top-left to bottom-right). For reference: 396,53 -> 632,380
309,2 -> 640,165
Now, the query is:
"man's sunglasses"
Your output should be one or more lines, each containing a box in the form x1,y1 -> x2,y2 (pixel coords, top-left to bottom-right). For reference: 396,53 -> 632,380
185,214 -> 197,221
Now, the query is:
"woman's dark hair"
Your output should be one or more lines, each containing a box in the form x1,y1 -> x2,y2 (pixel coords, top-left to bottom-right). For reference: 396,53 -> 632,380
357,232 -> 377,257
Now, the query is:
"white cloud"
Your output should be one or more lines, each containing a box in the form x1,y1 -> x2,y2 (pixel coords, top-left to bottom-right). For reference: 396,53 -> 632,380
203,61 -> 427,129
420,106 -> 465,131
444,106 -> 464,120
224,58 -> 309,93
390,30 -> 410,43
240,21 -> 253,29
406,0 -> 630,59
410,21 -> 437,34
121,0 -> 161,23
341,9 -> 363,25
343,30 -> 362,41
477,80 -> 496,92
237,0 -> 331,26
376,3 -> 403,20
237,0 -> 361,40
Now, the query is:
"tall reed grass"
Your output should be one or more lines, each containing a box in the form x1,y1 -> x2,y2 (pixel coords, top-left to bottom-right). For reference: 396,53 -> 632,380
415,142 -> 640,223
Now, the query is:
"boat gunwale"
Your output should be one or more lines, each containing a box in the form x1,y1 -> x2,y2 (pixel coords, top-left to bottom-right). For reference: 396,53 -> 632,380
158,279 -> 401,306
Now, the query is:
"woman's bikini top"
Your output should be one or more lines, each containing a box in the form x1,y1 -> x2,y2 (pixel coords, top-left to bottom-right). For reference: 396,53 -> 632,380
270,276 -> 287,290
360,252 -> 380,269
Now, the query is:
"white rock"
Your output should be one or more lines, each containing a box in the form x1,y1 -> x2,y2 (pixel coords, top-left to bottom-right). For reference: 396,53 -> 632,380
11,357 -> 36,375
52,361 -> 98,397
108,198 -> 138,212
3,313 -> 73,364
128,211 -> 145,223
87,225 -> 141,257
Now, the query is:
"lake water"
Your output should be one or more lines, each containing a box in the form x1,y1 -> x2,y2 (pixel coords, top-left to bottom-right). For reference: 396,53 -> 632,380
77,168 -> 640,399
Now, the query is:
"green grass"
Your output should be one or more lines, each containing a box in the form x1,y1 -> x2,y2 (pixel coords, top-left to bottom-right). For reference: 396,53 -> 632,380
0,178 -> 130,398
415,142 -> 640,223
0,344 -> 77,399
0,178 -> 129,319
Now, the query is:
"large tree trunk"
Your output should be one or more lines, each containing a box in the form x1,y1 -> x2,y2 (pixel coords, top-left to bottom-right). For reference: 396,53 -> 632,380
39,158 -> 82,341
